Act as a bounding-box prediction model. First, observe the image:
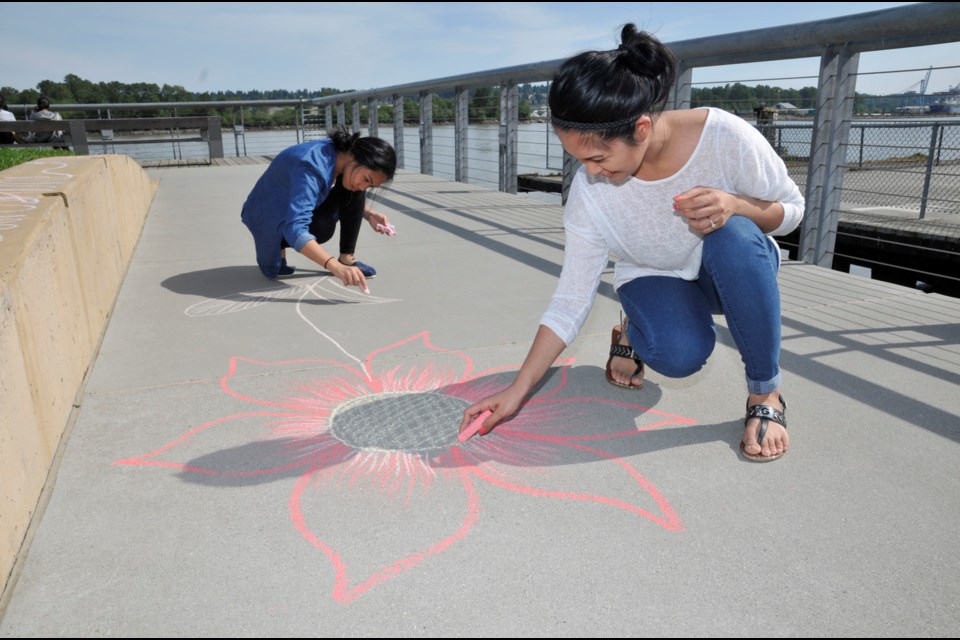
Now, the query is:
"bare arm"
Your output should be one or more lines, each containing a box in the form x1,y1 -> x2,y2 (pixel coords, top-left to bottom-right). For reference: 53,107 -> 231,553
362,205 -> 394,234
673,188 -> 784,235
459,325 -> 567,436
299,238 -> 369,291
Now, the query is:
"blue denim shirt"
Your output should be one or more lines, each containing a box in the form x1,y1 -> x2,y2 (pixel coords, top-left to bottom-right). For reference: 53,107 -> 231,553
241,139 -> 337,278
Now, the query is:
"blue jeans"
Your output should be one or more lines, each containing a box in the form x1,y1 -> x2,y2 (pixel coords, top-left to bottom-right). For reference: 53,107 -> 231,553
616,215 -> 782,394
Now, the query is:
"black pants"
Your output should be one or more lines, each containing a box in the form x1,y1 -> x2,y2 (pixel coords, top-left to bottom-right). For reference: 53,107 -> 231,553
281,177 -> 365,254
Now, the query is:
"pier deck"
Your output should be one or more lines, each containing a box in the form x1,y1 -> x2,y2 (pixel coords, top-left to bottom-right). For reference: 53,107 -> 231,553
2,164 -> 958,637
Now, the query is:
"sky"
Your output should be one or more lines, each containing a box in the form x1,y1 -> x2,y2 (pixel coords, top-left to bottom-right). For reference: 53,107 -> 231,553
2,2 -> 958,98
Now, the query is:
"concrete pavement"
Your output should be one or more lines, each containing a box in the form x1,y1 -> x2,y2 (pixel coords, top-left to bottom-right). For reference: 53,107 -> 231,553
1,163 -> 959,637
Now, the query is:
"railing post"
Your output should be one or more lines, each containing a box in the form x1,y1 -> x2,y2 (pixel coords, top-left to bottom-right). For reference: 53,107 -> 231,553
297,99 -> 304,144
68,120 -> 89,155
419,90 -> 433,176
499,82 -> 518,194
352,102 -> 361,135
367,98 -> 379,139
798,45 -> 860,268
673,64 -> 693,110
206,117 -> 223,159
455,87 -> 469,183
240,107 -> 247,155
170,107 -> 179,159
858,126 -> 865,168
233,117 -> 243,157
324,105 -> 333,131
393,94 -> 404,170
919,123 -> 940,220
561,151 -> 578,206
336,103 -> 346,128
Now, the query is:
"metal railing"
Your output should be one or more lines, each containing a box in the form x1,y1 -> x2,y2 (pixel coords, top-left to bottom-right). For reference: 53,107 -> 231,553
0,117 -> 224,159
295,1 -> 960,294
4,99 -> 317,161
2,3 -> 958,293
750,120 -> 960,220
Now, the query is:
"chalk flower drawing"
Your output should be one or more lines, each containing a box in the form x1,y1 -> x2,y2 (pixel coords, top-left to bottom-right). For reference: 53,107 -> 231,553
116,331 -> 693,604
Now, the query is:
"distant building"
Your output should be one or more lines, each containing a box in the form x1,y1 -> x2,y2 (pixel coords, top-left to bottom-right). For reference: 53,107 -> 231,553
894,105 -> 930,114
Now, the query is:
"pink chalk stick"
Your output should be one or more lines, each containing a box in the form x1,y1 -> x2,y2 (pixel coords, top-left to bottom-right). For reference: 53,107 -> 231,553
376,223 -> 397,236
458,409 -> 492,443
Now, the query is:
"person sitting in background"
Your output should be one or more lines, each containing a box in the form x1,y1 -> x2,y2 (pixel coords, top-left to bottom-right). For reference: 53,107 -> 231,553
26,96 -> 65,146
0,95 -> 16,144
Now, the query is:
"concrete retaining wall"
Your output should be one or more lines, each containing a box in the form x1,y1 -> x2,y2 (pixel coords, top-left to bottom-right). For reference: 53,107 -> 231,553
0,155 -> 157,595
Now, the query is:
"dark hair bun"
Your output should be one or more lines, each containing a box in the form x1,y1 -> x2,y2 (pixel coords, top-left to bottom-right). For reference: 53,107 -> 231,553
618,24 -> 676,82
547,24 -> 678,142
328,127 -> 361,151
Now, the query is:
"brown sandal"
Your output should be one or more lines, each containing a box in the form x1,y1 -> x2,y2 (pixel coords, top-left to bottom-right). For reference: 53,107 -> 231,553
605,321 -> 644,390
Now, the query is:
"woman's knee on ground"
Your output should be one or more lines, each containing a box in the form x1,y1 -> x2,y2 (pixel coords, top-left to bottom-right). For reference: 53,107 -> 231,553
631,324 -> 714,378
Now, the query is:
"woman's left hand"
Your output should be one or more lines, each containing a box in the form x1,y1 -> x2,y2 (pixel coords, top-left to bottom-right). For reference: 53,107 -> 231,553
365,209 -> 393,234
673,187 -> 735,235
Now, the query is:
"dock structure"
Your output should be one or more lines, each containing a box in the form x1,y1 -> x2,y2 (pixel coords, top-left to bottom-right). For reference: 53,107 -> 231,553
518,166 -> 960,296
1,162 -> 958,636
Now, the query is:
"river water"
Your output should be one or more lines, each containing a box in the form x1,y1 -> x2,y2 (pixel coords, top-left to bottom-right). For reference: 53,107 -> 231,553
91,119 -> 959,191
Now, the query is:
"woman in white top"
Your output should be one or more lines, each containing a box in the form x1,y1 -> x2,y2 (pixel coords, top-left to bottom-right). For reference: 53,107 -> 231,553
460,25 -> 804,462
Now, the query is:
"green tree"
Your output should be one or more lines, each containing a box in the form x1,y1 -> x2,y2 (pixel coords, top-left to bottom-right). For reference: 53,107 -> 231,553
519,99 -> 531,120
64,74 -> 104,104
469,87 -> 498,122
36,79 -> 74,103
403,98 -> 418,125
432,95 -> 454,123
270,107 -> 298,127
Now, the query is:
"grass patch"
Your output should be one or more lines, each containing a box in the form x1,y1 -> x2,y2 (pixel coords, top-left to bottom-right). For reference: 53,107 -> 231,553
0,148 -> 74,171
878,152 -> 928,163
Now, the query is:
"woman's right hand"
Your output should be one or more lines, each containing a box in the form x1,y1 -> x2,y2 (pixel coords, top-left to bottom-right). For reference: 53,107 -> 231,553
459,385 -> 526,437
330,261 -> 369,293
460,325 -> 566,438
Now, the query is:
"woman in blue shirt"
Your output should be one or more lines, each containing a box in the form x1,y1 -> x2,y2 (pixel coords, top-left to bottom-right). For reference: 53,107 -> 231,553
241,129 -> 396,290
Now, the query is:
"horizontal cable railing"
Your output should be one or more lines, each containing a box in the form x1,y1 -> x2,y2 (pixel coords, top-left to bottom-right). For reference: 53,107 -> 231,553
2,3 -> 958,294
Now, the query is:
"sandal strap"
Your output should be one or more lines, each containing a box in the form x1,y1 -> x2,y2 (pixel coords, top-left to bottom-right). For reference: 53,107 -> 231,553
743,395 -> 786,448
609,318 -> 643,379
744,394 -> 786,420
746,404 -> 787,429
745,402 -> 787,447
609,343 -> 640,360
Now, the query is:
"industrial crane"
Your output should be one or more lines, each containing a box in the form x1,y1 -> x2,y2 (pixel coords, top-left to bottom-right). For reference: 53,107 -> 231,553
899,66 -> 933,103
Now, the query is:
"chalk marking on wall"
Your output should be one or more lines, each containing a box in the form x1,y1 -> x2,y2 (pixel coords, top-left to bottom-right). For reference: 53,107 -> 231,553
0,162 -> 76,240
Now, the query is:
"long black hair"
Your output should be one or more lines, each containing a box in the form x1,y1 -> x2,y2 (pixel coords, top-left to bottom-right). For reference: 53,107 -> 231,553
328,127 -> 397,180
548,24 -> 677,145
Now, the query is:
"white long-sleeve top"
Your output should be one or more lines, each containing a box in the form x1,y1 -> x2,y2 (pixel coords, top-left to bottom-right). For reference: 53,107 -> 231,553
540,107 -> 805,346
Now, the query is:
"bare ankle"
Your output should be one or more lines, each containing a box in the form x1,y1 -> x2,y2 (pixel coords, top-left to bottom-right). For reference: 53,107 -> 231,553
748,390 -> 782,408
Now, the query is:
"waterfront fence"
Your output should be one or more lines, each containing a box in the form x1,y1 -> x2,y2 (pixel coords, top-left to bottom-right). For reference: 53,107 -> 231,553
2,3 -> 958,292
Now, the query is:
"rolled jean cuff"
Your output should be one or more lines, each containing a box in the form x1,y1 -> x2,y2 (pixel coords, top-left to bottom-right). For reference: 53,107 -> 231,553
746,372 -> 781,395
